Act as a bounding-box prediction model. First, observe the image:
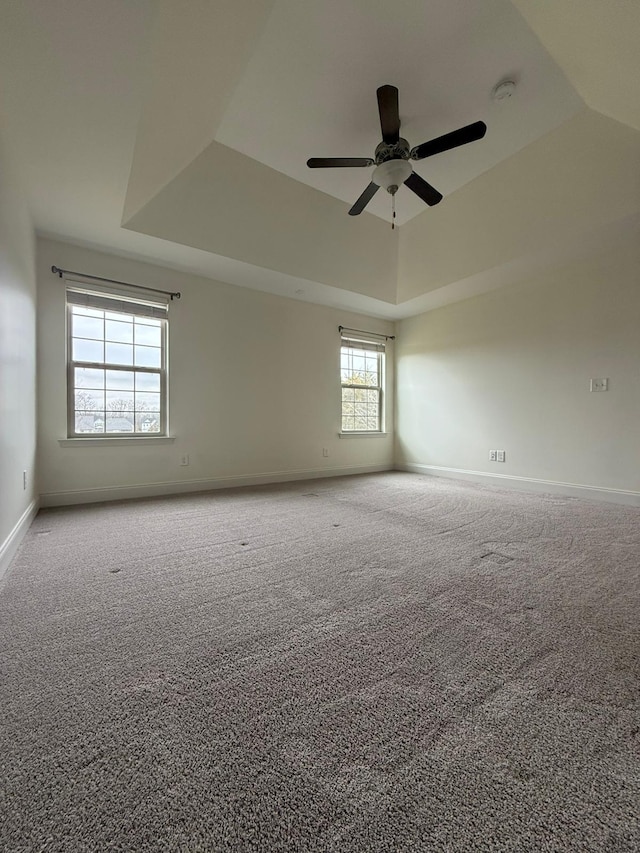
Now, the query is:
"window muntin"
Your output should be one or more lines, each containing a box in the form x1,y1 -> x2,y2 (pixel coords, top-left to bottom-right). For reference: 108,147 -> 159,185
67,291 -> 168,437
340,339 -> 384,432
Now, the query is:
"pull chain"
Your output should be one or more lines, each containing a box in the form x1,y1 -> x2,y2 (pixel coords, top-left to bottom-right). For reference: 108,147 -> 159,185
391,193 -> 396,230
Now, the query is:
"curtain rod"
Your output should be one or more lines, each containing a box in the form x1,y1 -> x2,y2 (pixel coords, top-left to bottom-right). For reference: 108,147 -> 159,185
339,325 -> 395,341
51,266 -> 181,300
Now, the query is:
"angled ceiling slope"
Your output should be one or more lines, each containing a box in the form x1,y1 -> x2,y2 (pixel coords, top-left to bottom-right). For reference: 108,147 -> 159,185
123,0 -> 276,223
511,0 -> 640,133
117,0 -> 640,316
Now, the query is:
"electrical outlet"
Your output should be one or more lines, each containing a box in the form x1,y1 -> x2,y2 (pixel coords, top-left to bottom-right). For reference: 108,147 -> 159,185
590,378 -> 609,392
179,454 -> 190,466
322,448 -> 329,457
497,450 -> 506,463
489,450 -> 497,462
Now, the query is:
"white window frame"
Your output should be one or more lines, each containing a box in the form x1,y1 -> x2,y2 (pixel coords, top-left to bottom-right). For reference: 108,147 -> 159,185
340,334 -> 385,434
66,285 -> 169,438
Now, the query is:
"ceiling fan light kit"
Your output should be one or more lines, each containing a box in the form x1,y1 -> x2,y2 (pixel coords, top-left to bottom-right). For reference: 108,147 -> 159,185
373,158 -> 412,194
307,84 -> 487,225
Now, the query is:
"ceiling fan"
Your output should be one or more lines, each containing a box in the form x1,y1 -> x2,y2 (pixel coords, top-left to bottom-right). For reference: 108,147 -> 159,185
307,84 -> 486,223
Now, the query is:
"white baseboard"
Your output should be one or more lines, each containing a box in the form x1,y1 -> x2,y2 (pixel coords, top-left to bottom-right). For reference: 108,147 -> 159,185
39,463 -> 393,507
398,463 -> 640,507
0,499 -> 40,581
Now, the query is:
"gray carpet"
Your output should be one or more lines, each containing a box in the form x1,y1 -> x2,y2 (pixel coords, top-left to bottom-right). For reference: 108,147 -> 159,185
1,472 -> 639,852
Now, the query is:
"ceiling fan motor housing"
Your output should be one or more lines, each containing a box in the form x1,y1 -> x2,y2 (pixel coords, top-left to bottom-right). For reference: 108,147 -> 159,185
374,138 -> 410,164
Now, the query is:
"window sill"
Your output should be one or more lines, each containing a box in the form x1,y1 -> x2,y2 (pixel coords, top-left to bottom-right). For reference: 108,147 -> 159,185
338,432 -> 388,439
59,436 -> 176,447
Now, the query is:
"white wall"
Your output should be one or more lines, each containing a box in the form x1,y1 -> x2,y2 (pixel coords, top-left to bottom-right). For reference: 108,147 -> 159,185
37,238 -> 394,505
0,137 -> 37,575
395,232 -> 640,503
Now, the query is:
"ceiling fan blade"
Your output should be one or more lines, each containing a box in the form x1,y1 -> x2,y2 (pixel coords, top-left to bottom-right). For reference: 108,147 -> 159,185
307,157 -> 374,168
377,85 -> 400,145
410,121 -> 487,161
348,182 -> 379,216
404,172 -> 443,206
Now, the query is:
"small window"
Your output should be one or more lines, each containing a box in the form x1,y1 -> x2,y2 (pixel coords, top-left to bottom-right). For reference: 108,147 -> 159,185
66,287 -> 168,437
340,334 -> 385,432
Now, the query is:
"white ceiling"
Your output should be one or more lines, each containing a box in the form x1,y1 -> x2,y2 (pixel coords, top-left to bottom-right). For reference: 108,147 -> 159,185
1,0 -> 639,318
0,0 -> 154,257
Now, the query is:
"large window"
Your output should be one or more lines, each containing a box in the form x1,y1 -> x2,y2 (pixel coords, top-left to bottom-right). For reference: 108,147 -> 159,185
340,333 -> 385,432
67,287 -> 168,436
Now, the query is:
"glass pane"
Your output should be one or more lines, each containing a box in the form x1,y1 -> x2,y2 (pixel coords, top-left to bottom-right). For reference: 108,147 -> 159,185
75,411 -> 105,433
73,338 -> 104,363
74,367 -> 104,390
365,360 -> 378,382
135,391 -> 160,409
74,389 -> 104,410
134,322 -> 161,347
106,390 -> 134,411
106,370 -> 134,391
105,319 -> 133,344
72,315 -> 103,340
341,378 -> 379,430
340,346 -> 380,388
105,414 -> 134,433
106,342 -> 133,365
135,372 -> 160,392
134,317 -> 162,327
134,345 -> 161,368
136,412 -> 160,433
